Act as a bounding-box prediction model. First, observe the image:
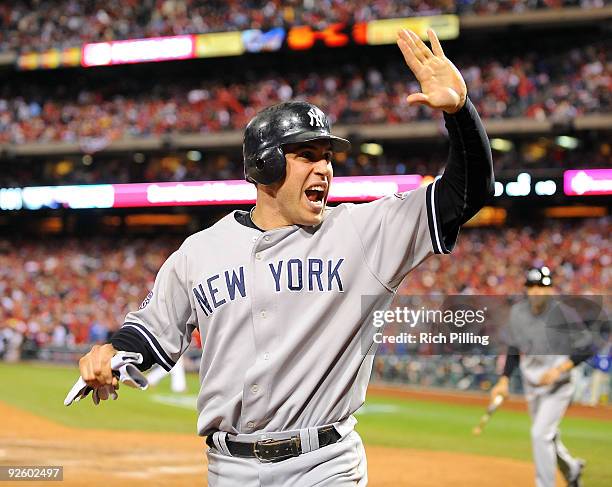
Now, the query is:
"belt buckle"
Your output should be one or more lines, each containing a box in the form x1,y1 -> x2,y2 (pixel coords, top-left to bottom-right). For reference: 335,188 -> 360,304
253,437 -> 301,463
253,438 -> 275,463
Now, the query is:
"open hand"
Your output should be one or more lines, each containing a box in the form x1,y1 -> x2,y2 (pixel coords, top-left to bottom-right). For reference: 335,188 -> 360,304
397,28 -> 467,114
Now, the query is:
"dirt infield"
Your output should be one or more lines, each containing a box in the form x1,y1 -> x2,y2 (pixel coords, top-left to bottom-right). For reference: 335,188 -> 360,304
368,384 -> 612,421
0,401 -> 542,486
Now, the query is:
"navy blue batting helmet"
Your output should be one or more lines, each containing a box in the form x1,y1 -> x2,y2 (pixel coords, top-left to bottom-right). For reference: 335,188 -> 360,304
243,101 -> 351,185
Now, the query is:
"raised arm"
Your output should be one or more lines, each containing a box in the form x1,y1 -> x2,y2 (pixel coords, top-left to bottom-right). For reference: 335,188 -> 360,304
397,29 -> 495,248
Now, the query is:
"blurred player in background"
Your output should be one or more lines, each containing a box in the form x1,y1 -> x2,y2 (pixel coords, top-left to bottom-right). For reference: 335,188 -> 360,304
147,355 -> 187,393
490,266 -> 594,487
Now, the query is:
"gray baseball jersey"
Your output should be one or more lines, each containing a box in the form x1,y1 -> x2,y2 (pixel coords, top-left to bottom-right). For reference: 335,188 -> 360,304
506,299 -> 585,396
121,182 -> 450,436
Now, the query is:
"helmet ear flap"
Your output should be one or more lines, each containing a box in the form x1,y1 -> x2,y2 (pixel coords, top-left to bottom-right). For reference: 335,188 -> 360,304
246,146 -> 286,185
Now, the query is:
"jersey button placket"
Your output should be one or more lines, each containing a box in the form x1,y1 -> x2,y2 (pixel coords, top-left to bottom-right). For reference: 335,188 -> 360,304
246,232 -> 287,430
243,242 -> 271,429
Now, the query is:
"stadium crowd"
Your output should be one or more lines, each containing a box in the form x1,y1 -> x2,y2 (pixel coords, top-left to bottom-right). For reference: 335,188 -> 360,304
0,0 -> 604,53
0,43 -> 609,145
402,217 -> 610,295
0,237 -> 176,354
0,217 -> 608,353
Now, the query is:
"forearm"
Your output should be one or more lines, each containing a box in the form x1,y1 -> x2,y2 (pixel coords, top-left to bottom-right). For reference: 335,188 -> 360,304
568,335 -> 596,367
437,97 -> 495,235
502,346 -> 520,378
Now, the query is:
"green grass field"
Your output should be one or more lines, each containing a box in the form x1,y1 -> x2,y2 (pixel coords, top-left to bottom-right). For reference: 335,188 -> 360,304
1,363 -> 611,486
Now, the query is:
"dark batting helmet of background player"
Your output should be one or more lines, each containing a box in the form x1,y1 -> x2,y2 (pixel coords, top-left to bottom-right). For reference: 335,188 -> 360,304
243,101 -> 351,185
525,266 -> 553,287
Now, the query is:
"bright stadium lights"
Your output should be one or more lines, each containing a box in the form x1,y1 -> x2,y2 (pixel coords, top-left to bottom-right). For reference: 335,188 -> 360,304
187,151 -> 202,162
494,182 -> 504,197
0,188 -> 23,210
506,173 -> 531,197
360,143 -> 383,156
555,136 -> 579,150
534,180 -> 557,196
490,138 -> 513,152
21,185 -> 114,210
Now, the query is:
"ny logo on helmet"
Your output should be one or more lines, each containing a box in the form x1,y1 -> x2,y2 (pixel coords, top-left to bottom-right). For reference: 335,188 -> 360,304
307,107 -> 325,128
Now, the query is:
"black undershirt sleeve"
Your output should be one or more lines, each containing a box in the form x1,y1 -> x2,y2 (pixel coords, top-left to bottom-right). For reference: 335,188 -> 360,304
502,346 -> 520,377
569,353 -> 592,367
110,326 -> 156,371
436,97 -> 495,246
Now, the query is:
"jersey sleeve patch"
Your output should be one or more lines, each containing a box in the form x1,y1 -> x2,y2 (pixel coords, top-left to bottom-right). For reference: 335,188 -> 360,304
139,291 -> 153,309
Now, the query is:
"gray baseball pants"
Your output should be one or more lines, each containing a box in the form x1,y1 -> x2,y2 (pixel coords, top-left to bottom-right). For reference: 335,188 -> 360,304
527,382 -> 582,487
206,430 -> 367,486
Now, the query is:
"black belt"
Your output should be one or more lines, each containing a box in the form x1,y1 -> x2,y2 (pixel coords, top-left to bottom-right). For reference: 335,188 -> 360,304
206,426 -> 341,463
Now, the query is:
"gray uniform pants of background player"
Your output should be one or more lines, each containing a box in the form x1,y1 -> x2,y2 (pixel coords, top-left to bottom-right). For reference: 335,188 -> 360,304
527,382 -> 581,487
206,430 -> 367,486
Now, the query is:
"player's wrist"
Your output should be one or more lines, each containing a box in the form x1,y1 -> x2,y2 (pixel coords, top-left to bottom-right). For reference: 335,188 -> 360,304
443,97 -> 467,114
102,343 -> 118,354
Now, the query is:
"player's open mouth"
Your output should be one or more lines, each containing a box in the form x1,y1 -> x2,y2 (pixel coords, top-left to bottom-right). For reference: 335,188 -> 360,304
304,183 -> 327,211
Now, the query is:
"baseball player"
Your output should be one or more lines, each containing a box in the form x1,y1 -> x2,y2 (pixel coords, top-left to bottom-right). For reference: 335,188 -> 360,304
77,29 -> 494,486
490,267 -> 593,487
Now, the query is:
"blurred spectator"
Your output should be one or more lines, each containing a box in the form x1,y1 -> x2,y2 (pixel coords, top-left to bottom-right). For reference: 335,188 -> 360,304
0,0 -> 601,53
372,354 -> 500,392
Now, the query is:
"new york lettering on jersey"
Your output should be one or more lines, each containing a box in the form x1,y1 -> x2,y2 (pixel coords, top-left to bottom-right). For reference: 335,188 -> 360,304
192,258 -> 345,316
